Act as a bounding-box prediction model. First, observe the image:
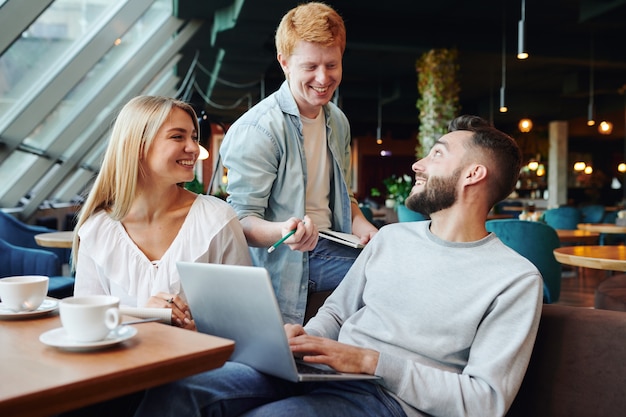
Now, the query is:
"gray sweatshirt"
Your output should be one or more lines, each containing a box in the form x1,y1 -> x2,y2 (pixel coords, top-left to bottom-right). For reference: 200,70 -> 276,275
305,221 -> 543,417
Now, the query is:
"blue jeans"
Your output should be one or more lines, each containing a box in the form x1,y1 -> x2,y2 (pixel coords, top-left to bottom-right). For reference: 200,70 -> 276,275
308,237 -> 362,292
133,361 -> 406,417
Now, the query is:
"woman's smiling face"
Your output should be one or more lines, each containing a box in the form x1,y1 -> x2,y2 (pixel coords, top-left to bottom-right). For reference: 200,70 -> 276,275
141,107 -> 199,186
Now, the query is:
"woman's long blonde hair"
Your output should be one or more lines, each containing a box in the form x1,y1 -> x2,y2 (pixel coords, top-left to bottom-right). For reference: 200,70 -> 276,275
71,96 -> 199,269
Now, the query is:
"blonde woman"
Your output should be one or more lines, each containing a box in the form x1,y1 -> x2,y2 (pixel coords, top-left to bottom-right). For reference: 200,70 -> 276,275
72,96 -> 251,330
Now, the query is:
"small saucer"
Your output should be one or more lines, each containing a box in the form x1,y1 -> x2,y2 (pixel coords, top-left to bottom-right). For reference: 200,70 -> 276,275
39,326 -> 137,352
0,299 -> 58,320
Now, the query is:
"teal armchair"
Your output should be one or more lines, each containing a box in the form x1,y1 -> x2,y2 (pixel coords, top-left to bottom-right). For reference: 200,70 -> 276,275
0,210 -> 71,264
396,204 -> 428,222
0,238 -> 74,298
541,206 -> 582,230
579,204 -> 605,224
486,219 -> 562,303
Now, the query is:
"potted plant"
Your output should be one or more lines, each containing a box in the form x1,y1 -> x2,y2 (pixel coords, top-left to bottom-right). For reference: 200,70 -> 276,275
184,175 -> 205,194
371,174 -> 414,209
415,48 -> 460,158
371,174 -> 429,222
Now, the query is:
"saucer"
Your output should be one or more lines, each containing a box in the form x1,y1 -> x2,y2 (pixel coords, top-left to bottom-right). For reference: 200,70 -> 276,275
0,299 -> 58,320
39,326 -> 137,352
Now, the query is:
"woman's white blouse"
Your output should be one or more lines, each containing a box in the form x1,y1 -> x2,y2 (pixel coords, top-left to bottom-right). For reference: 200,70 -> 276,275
74,195 -> 251,307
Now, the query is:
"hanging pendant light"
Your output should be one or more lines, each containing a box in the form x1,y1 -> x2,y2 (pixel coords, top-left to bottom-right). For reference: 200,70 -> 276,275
587,37 -> 596,126
518,118 -> 533,132
376,83 -> 383,144
598,121 -> 613,135
499,11 -> 508,113
517,0 -> 528,59
198,145 -> 209,160
536,164 -> 545,177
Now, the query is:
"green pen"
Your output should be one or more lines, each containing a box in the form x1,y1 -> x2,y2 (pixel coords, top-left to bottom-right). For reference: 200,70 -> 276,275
267,223 -> 304,253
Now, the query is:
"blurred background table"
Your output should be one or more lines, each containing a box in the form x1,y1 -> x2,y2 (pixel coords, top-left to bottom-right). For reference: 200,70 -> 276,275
556,229 -> 600,245
577,223 -> 626,234
553,245 -> 626,272
34,231 -> 73,248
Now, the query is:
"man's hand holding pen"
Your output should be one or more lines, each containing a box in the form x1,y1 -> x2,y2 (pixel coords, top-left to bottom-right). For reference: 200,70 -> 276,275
268,215 -> 317,253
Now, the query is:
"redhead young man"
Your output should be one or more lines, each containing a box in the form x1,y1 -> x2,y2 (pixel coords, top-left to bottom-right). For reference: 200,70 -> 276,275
219,2 -> 378,324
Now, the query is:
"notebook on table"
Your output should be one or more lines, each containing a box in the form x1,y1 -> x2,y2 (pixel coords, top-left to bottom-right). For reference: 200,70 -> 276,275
177,261 -> 380,382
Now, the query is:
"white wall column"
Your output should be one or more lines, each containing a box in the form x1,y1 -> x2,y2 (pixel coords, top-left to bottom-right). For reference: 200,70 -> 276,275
548,121 -> 568,208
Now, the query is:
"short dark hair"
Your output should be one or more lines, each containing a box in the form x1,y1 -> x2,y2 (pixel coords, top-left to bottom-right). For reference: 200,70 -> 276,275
448,115 -> 522,207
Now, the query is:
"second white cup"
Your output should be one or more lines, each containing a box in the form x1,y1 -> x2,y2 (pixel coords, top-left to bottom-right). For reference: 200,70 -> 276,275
59,295 -> 122,342
0,275 -> 49,312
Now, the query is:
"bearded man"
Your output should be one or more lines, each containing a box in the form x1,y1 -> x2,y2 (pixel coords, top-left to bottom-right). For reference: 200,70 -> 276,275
132,115 -> 542,417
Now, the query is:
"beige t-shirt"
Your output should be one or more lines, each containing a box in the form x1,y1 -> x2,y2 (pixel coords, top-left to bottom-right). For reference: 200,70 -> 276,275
302,109 -> 332,230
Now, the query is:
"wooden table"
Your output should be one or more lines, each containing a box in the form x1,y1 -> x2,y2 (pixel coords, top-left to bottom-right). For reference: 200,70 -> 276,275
577,223 -> 626,234
0,312 -> 234,417
34,231 -> 74,248
556,229 -> 600,244
553,245 -> 626,272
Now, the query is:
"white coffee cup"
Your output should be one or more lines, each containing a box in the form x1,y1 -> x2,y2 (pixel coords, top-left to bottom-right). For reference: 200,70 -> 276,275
0,275 -> 49,312
59,295 -> 122,342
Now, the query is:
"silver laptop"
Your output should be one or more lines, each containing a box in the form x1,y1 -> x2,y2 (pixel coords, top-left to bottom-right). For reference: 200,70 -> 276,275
177,261 -> 380,382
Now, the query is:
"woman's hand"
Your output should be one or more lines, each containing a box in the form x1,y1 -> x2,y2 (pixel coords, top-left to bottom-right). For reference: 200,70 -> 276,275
147,292 -> 196,331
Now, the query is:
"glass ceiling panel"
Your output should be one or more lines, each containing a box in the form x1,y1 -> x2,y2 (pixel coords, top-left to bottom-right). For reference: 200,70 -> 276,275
0,150 -> 39,195
0,0 -> 116,116
45,0 -> 172,155
0,0 -> 174,209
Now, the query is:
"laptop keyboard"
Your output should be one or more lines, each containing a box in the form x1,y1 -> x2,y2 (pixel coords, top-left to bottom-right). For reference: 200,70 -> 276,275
296,361 -> 339,375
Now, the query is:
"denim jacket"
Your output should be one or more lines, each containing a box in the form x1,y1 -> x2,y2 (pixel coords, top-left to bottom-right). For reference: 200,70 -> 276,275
220,81 -> 356,323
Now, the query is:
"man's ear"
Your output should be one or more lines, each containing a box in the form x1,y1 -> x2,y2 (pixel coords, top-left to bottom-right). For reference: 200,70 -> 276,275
277,53 -> 289,77
465,164 -> 488,184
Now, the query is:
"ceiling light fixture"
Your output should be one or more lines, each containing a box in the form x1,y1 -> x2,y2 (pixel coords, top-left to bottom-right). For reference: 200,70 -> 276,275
536,164 -> 545,177
611,177 -> 622,189
598,121 -> 613,135
518,118 -> 533,132
517,0 -> 528,59
198,145 -> 209,160
587,37 -> 595,126
622,86 -> 626,202
499,10 -> 508,113
376,83 -> 383,144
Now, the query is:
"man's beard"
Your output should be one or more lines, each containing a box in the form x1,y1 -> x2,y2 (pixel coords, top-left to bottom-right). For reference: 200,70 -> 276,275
405,168 -> 461,216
